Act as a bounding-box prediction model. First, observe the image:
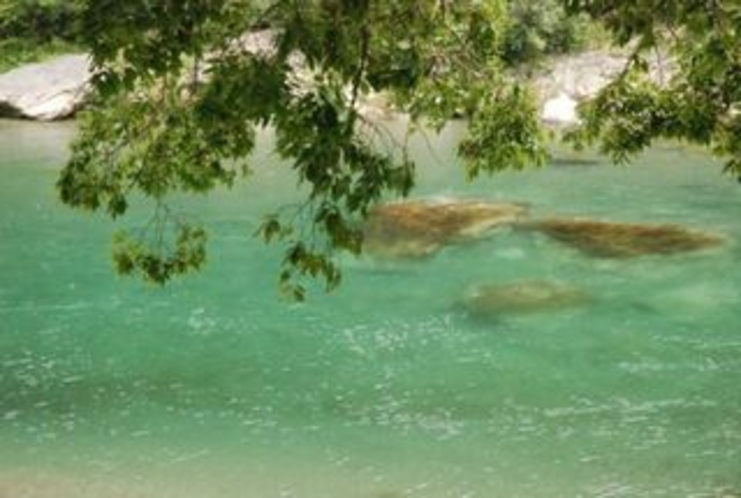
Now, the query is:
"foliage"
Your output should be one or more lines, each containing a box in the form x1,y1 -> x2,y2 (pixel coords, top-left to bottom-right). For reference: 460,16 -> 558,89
502,0 -> 591,65
59,0 -> 547,297
563,0 -> 741,180
0,0 -> 83,72
0,36 -> 79,73
0,0 -> 82,42
57,0 -> 741,297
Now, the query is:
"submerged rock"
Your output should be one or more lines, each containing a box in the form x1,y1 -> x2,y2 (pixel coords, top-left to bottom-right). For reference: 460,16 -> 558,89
527,218 -> 723,258
0,54 -> 91,120
364,199 -> 527,259
548,155 -> 602,168
461,280 -> 591,318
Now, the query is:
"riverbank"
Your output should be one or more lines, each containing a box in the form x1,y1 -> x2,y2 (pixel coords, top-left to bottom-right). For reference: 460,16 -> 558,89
0,41 -> 672,125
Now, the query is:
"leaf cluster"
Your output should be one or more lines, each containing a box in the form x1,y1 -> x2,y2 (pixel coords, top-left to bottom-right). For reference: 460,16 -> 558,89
0,0 -> 83,43
502,0 -> 591,66
564,0 -> 741,180
57,1 -> 563,295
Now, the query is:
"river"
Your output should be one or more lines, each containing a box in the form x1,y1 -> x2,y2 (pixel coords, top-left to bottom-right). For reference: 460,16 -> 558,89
1,118 -> 740,497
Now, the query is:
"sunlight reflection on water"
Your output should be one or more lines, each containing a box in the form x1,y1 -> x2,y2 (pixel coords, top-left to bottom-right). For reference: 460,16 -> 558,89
1,121 -> 740,497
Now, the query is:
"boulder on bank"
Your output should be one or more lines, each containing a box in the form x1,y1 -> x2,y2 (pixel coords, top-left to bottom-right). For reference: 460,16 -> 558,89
533,49 -> 675,126
534,50 -> 675,102
461,280 -> 591,318
364,199 -> 527,259
541,92 -> 579,126
0,54 -> 91,121
526,218 -> 723,258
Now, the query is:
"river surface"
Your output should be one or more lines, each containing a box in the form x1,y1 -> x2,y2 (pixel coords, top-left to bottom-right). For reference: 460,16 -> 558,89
1,119 -> 740,497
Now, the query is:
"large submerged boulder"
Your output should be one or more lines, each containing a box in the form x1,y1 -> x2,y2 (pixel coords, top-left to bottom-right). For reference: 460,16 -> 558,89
527,218 -> 723,258
0,54 -> 91,120
364,199 -> 527,259
461,280 -> 591,318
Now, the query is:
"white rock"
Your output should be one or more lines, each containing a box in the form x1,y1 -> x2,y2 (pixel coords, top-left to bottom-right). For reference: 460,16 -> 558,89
541,93 -> 579,125
0,54 -> 92,121
533,49 -> 676,126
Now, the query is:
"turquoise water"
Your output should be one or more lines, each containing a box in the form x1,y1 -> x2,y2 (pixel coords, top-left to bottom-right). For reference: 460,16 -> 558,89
1,118 -> 740,497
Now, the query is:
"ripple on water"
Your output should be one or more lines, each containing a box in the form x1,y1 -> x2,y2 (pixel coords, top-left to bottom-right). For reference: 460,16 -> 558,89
1,126 -> 740,497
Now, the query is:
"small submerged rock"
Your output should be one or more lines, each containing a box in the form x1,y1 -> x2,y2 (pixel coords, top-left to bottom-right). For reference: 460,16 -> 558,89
461,280 -> 591,318
363,199 -> 527,259
525,218 -> 723,258
548,155 -> 602,168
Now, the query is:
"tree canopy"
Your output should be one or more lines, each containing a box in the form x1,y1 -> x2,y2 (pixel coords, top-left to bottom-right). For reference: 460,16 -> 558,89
564,0 -> 741,174
56,0 -> 741,298
0,0 -> 83,71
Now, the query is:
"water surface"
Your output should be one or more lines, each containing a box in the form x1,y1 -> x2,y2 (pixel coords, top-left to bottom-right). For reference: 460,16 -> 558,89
1,119 -> 740,497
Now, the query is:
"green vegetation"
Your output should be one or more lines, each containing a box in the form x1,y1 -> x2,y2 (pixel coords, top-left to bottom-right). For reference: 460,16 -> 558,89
44,0 -> 741,296
0,0 -> 81,40
0,37 -> 79,72
0,0 -> 594,72
58,0 -> 547,297
565,0 -> 741,178
0,0 -> 82,72
502,0 -> 591,65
